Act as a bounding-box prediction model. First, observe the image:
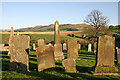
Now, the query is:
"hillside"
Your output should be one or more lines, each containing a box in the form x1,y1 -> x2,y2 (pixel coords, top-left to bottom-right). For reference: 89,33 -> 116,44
14,24 -> 94,32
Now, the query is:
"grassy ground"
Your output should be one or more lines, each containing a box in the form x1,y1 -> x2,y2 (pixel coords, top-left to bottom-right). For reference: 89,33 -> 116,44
1,50 -> 120,80
1,34 -> 88,46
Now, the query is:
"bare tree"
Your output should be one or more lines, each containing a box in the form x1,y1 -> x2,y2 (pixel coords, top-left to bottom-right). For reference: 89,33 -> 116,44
84,10 -> 110,37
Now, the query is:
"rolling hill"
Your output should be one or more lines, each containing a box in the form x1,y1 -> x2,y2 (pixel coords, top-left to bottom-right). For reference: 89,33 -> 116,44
14,24 -> 94,32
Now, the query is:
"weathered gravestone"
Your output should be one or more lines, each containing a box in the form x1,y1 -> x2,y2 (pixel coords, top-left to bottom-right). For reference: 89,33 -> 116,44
78,44 -> 81,52
54,21 -> 64,60
63,43 -> 67,51
10,35 -> 30,72
88,44 -> 92,52
38,39 -> 45,47
67,39 -> 79,60
33,44 -> 36,50
62,59 -> 76,73
36,45 -> 55,72
116,47 -> 120,63
8,27 -> 14,55
95,35 -> 118,73
94,42 -> 97,55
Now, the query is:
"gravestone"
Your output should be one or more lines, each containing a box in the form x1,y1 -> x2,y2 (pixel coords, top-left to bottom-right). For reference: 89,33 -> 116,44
67,39 -> 79,60
116,47 -> 120,63
63,43 -> 67,51
36,45 -> 55,72
88,44 -> 92,52
38,39 -> 45,47
94,42 -> 97,55
48,43 -> 52,46
78,44 -> 81,52
54,21 -> 64,60
95,35 -> 118,73
62,59 -> 76,73
17,32 -> 20,35
10,35 -> 30,72
33,44 -> 36,50
8,27 -> 14,55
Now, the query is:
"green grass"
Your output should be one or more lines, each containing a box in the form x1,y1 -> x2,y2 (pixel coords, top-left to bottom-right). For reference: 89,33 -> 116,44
1,50 -> 120,80
111,29 -> 120,34
1,34 -> 87,46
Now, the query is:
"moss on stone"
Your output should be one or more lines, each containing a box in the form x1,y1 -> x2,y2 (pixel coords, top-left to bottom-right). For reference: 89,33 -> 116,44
95,66 -> 118,73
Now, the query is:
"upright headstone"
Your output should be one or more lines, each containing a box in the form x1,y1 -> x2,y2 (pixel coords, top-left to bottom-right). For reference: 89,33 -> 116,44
36,45 -> 55,72
67,39 -> 79,60
116,47 -> 120,63
95,35 -> 118,73
78,44 -> 81,52
48,43 -> 52,46
17,32 -> 20,35
54,21 -> 64,60
88,44 -> 92,52
33,44 -> 36,50
63,43 -> 67,51
10,35 -> 30,72
94,42 -> 97,55
38,39 -> 45,47
62,59 -> 76,73
8,27 -> 14,55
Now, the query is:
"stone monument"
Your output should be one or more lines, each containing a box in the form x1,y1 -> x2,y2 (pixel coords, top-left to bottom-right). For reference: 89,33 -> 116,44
36,45 -> 55,72
62,59 -> 76,73
67,39 -> 79,60
10,35 -> 30,72
95,35 -> 118,73
54,20 -> 64,60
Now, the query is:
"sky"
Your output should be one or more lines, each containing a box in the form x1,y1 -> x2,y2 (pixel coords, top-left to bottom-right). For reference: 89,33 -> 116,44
1,2 -> 119,29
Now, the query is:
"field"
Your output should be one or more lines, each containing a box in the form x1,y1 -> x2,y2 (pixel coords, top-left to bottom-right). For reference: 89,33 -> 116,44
1,34 -> 88,46
1,50 -> 120,80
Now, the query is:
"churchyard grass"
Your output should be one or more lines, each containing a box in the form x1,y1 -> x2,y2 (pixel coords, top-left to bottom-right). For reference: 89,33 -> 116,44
1,34 -> 85,46
1,50 -> 120,80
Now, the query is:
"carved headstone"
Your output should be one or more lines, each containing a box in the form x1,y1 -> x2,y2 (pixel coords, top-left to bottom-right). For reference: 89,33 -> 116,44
62,59 -> 76,73
88,44 -> 92,52
38,39 -> 45,47
67,39 -> 79,60
8,27 -> 14,55
33,44 -> 36,50
94,42 -> 97,55
54,21 -> 64,60
95,35 -> 118,73
63,43 -> 67,50
10,35 -> 30,72
78,44 -> 81,52
17,32 -> 20,35
36,45 -> 55,72
116,47 -> 120,63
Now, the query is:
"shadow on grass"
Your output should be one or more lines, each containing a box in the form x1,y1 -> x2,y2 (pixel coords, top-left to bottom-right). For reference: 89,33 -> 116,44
29,57 -> 37,62
29,55 -> 37,58
29,62 -> 38,71
76,65 -> 89,73
82,58 -> 95,60
2,51 -> 10,71
78,51 -> 94,56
